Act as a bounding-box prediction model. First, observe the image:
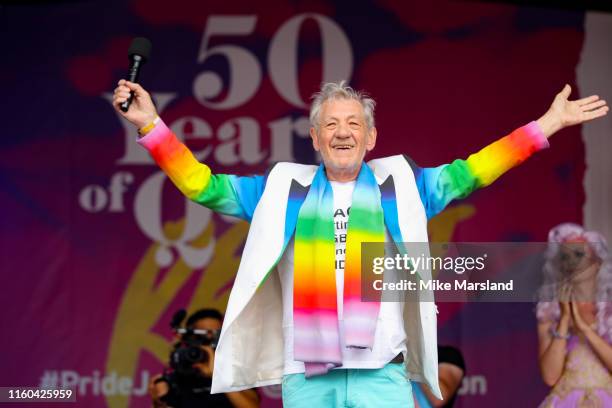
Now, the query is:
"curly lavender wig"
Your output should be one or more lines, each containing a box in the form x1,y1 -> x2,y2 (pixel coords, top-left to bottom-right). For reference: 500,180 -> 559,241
536,223 -> 612,342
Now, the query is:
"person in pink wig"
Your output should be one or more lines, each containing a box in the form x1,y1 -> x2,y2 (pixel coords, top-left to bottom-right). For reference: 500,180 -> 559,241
537,223 -> 612,407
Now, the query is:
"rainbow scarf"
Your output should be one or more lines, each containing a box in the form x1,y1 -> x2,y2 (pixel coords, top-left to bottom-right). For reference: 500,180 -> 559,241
293,162 -> 386,377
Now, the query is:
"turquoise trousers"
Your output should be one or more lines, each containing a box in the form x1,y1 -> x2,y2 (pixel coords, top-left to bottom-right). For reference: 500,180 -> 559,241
281,363 -> 414,408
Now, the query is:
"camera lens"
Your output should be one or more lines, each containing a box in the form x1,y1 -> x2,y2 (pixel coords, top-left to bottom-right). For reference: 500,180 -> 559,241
185,346 -> 204,363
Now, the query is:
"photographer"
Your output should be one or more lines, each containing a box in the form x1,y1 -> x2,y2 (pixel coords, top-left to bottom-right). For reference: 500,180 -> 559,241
149,309 -> 260,408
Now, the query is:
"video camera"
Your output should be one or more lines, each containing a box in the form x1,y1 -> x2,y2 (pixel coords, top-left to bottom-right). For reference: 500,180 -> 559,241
156,309 -> 221,403
168,309 -> 220,376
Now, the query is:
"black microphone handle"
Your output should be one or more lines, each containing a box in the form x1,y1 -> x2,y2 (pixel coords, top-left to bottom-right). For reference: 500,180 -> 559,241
120,55 -> 144,113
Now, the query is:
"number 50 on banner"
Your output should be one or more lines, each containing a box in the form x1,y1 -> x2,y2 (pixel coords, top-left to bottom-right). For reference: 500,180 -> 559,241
194,14 -> 353,110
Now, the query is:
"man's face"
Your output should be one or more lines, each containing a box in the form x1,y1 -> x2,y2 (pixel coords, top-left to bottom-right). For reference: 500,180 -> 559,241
310,98 -> 377,181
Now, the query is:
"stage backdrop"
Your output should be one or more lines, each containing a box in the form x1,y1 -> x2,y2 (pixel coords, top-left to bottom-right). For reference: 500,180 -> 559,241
1,1 -> 610,407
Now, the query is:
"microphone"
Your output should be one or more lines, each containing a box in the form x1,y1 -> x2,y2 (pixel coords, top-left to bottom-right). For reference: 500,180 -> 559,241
170,309 -> 187,330
120,37 -> 152,112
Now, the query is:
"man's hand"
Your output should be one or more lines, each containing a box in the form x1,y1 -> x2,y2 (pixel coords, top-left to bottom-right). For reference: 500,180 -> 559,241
148,374 -> 169,408
112,79 -> 158,129
192,345 -> 215,378
537,84 -> 608,138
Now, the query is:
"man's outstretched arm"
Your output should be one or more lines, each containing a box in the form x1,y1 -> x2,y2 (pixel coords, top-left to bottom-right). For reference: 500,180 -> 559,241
414,84 -> 608,218
113,79 -> 265,222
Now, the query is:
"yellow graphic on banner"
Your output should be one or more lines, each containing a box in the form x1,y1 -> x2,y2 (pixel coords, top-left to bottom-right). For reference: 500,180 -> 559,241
103,204 -> 474,407
105,217 -> 248,408
429,204 -> 476,242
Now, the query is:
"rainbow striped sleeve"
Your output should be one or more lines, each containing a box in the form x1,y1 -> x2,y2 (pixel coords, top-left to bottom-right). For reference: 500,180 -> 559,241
137,119 -> 265,221
413,121 -> 549,219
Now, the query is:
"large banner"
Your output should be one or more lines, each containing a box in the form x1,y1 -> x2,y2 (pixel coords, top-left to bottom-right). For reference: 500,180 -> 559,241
1,1 -> 607,406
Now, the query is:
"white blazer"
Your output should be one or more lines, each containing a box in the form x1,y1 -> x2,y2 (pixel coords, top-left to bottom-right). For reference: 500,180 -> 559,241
210,155 -> 442,400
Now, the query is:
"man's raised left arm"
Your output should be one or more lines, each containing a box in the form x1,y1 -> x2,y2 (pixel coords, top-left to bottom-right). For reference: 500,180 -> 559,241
413,84 -> 608,218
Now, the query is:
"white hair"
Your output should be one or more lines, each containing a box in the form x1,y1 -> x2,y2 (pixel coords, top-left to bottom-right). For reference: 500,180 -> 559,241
536,223 -> 612,342
309,80 -> 376,132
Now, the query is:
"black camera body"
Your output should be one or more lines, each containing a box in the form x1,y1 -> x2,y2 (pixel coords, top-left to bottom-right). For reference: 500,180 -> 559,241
169,328 -> 219,376
157,310 -> 221,405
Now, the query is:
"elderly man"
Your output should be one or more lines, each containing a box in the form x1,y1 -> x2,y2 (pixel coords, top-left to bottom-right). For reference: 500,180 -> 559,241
113,80 -> 607,407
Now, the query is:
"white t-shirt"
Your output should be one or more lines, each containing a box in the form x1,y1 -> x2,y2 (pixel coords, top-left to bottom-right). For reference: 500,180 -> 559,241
278,180 -> 407,374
